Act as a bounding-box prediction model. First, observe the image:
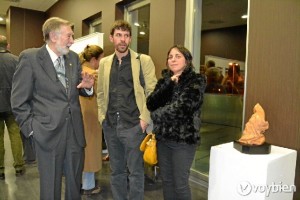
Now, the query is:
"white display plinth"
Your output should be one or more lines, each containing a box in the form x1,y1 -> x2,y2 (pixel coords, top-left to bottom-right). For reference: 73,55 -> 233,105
208,142 -> 297,200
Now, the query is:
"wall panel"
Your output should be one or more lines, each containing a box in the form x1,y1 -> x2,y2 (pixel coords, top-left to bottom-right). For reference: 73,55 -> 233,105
246,0 -> 300,199
8,7 -> 45,55
47,0 -> 175,77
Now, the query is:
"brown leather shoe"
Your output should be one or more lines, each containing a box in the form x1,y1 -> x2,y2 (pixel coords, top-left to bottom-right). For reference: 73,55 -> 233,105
82,186 -> 101,195
102,154 -> 109,161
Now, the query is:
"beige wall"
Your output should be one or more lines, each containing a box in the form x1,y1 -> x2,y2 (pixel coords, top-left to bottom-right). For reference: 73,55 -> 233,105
7,7 -> 45,55
174,0 -> 186,46
245,0 -> 300,199
47,0 -> 120,55
47,0 -> 175,78
149,0 -> 175,77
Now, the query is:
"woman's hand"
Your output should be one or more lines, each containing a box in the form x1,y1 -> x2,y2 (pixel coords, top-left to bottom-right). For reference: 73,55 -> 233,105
171,74 -> 180,83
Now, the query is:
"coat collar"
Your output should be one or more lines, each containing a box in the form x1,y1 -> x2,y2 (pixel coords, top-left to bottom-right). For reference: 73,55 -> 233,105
104,48 -> 140,71
37,45 -> 57,83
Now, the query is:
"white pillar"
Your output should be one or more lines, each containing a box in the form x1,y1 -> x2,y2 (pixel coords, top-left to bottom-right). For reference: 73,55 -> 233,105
185,0 -> 202,73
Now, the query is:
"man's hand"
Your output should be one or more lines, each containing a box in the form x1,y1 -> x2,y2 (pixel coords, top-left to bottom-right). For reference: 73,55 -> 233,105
77,71 -> 94,89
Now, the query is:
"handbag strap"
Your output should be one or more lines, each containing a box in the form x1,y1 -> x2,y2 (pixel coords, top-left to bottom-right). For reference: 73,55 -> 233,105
151,133 -> 156,140
137,54 -> 145,89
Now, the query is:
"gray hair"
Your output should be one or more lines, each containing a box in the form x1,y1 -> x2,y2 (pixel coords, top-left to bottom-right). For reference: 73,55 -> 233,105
42,17 -> 72,42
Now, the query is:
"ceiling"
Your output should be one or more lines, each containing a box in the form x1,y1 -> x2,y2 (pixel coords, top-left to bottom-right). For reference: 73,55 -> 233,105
0,0 -> 58,25
202,0 -> 248,30
0,0 -> 248,30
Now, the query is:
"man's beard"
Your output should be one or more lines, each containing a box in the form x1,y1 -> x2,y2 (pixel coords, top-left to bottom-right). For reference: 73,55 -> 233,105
56,44 -> 69,55
116,43 -> 129,54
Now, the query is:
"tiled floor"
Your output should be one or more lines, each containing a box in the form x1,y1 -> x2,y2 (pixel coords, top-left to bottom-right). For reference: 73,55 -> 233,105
1,129 -> 208,200
1,122 -> 242,200
193,122 -> 242,175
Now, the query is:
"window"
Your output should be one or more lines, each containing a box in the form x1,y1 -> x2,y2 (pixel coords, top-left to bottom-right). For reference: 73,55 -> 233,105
82,12 -> 102,36
89,18 -> 102,33
125,0 -> 150,54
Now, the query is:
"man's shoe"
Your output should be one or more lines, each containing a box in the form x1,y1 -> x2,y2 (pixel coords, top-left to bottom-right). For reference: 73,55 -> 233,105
15,169 -> 25,177
0,173 -> 5,180
102,154 -> 109,161
82,186 -> 101,195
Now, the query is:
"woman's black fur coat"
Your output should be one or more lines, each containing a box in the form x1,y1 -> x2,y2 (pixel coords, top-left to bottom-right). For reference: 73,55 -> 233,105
146,67 -> 207,144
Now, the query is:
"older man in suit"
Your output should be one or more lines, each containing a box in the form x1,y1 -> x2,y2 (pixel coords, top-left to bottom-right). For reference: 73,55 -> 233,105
11,17 -> 94,200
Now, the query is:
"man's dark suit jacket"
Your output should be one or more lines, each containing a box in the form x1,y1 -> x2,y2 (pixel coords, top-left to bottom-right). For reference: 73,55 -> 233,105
11,45 -> 89,151
0,49 -> 18,113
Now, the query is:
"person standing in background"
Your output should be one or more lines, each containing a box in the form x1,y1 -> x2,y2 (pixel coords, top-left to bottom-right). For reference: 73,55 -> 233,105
0,35 -> 25,180
11,17 -> 94,200
222,62 -> 244,95
97,20 -> 157,200
205,67 -> 227,94
147,45 -> 206,200
205,60 -> 216,68
79,44 -> 104,195
205,59 -> 223,83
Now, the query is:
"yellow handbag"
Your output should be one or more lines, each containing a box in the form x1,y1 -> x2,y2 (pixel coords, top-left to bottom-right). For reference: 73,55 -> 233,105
140,133 -> 158,165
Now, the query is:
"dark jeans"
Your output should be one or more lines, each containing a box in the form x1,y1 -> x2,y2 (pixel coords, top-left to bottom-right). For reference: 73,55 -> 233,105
157,140 -> 197,200
102,120 -> 145,200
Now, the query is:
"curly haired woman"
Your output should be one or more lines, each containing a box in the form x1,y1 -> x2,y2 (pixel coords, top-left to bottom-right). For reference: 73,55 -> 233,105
147,45 -> 206,200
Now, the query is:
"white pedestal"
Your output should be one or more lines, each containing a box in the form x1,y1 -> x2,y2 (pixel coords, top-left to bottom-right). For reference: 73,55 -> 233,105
208,142 -> 297,200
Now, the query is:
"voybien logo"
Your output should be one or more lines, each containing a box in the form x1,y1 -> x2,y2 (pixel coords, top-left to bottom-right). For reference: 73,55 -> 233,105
237,181 -> 252,196
237,181 -> 296,197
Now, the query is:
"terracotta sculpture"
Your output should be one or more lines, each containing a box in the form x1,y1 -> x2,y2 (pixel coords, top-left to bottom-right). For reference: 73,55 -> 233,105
238,103 -> 269,145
